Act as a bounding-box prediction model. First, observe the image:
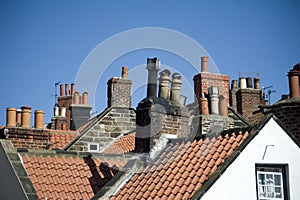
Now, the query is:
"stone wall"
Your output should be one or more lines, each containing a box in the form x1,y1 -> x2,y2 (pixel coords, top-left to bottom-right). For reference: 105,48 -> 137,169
68,108 -> 136,152
107,78 -> 132,108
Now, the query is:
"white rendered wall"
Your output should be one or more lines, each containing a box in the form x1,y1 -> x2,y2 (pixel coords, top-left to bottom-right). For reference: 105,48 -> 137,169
201,118 -> 300,200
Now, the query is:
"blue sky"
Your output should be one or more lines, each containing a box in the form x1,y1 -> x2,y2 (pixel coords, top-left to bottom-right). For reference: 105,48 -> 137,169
0,0 -> 299,125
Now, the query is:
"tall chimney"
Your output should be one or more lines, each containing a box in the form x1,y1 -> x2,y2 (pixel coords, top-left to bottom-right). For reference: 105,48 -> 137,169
16,109 -> 22,126
254,77 -> 260,89
246,77 -> 253,88
158,69 -> 171,99
200,94 -> 209,115
71,83 -> 76,95
239,77 -> 246,89
219,95 -> 228,116
34,110 -> 44,129
122,66 -> 128,79
21,106 -> 31,128
170,73 -> 182,105
209,86 -> 219,114
60,84 -> 64,96
288,69 -> 300,98
146,58 -> 160,97
65,84 -> 70,96
82,92 -> 88,105
6,107 -> 17,127
201,56 -> 209,73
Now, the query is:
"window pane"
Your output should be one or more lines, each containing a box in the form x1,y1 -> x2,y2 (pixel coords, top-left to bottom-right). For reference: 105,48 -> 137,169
275,187 -> 282,198
274,175 -> 281,186
258,173 -> 265,185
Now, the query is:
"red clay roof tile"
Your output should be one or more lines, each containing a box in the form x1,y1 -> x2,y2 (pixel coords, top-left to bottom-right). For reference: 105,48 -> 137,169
103,132 -> 136,154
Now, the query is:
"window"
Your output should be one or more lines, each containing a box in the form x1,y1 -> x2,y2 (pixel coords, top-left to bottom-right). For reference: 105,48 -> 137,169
256,164 -> 289,200
88,142 -> 99,152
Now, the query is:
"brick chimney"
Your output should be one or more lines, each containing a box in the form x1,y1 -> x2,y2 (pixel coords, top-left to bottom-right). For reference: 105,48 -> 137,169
107,66 -> 132,108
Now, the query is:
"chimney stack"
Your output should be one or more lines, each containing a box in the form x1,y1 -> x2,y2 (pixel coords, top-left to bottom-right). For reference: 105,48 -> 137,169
201,56 -> 209,73
6,107 -> 17,127
246,77 -> 253,88
71,83 -> 76,95
146,58 -> 160,98
82,92 -> 88,105
239,77 -> 247,89
209,86 -> 219,114
170,73 -> 182,105
288,69 -> 300,98
122,66 -> 129,79
21,106 -> 31,128
60,84 -> 64,96
158,69 -> 171,99
254,77 -> 260,89
34,110 -> 44,129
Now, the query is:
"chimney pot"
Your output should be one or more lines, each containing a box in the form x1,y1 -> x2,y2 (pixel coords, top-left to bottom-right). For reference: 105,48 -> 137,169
170,73 -> 182,105
60,107 -> 66,117
21,106 -> 32,128
73,92 -> 80,104
16,109 -> 22,126
246,77 -> 253,88
200,94 -> 209,115
122,66 -> 129,79
209,86 -> 219,114
254,77 -> 261,89
6,107 -> 17,127
34,110 -> 44,129
60,84 -> 64,96
82,92 -> 88,105
146,58 -> 160,97
54,106 -> 59,116
231,80 -> 238,89
65,84 -> 70,96
288,69 -> 300,98
219,95 -> 228,116
239,77 -> 247,89
71,83 -> 76,95
201,56 -> 209,73
158,69 -> 171,99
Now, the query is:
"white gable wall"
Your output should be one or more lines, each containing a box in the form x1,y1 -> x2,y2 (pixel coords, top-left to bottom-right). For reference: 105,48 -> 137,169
201,118 -> 300,200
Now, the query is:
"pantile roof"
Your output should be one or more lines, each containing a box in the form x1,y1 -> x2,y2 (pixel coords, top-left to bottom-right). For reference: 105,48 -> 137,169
22,153 -> 128,200
110,130 -> 250,200
103,132 -> 135,154
49,130 -> 78,149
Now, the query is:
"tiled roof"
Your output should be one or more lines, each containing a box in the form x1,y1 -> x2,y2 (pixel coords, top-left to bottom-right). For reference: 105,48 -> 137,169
103,132 -> 135,154
49,130 -> 78,149
110,130 -> 250,200
22,154 -> 127,200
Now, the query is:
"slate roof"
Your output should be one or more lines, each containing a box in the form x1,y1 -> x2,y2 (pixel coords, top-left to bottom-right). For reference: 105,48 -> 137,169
21,153 -> 128,200
103,132 -> 135,154
110,129 -> 251,200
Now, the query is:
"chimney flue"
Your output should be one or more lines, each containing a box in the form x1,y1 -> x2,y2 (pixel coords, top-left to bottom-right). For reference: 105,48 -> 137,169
65,84 -> 70,96
170,73 -> 182,105
122,66 -> 129,79
219,95 -> 228,116
158,69 -> 171,99
16,109 -> 22,126
146,58 -> 160,98
200,94 -> 209,115
82,92 -> 88,105
209,86 -> 219,114
239,77 -> 246,89
34,110 -> 44,129
71,83 -> 76,95
231,80 -> 238,89
21,106 -> 31,128
201,56 -> 209,73
288,69 -> 300,98
6,107 -> 17,127
74,92 -> 80,104
60,84 -> 64,96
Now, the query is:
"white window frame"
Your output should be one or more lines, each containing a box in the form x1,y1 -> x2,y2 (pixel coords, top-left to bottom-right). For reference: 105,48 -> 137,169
88,142 -> 100,152
257,171 -> 284,200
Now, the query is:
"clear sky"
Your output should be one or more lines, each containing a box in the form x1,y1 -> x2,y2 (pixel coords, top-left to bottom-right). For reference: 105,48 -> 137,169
0,0 -> 299,126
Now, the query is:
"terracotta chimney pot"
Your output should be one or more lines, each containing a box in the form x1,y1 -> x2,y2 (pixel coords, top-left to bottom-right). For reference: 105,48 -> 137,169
21,106 -> 32,128
201,56 -> 209,73
34,110 -> 44,129
6,107 -> 17,127
288,69 -> 300,98
122,66 -> 129,79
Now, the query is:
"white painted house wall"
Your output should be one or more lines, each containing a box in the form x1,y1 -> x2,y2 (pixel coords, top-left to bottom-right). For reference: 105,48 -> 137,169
201,118 -> 300,200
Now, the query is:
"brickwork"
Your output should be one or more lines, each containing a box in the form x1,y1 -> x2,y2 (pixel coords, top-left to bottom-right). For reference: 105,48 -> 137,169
57,96 -> 73,129
193,73 -> 230,106
68,108 -> 136,152
0,128 -> 50,149
236,89 -> 262,118
107,78 -> 132,108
